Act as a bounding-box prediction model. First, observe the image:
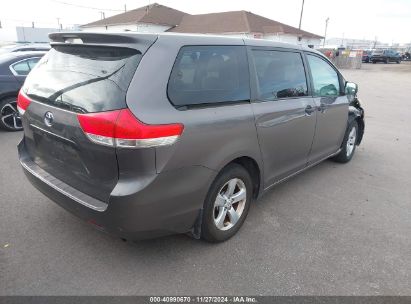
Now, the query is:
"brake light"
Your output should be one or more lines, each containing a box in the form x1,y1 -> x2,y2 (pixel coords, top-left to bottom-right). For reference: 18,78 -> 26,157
17,90 -> 31,115
77,109 -> 184,148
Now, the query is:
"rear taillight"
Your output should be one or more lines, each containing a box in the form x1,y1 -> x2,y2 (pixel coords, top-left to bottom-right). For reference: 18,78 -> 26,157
17,90 -> 31,115
77,109 -> 184,148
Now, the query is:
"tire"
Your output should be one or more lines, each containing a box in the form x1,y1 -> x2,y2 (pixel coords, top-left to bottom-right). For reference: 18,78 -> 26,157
201,163 -> 253,242
372,60 -> 376,64
332,120 -> 359,163
384,58 -> 389,64
0,96 -> 23,131
396,60 -> 401,64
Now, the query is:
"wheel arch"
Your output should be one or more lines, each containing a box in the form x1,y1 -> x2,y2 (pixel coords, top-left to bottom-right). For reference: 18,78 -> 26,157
190,155 -> 262,239
0,92 -> 19,103
220,156 -> 262,199
348,104 -> 365,145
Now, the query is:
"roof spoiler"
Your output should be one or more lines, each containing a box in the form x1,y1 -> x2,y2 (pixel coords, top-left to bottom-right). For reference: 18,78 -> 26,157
48,32 -> 158,53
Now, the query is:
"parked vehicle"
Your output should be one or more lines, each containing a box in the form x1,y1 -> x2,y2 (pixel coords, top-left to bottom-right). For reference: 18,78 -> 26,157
371,49 -> 401,64
361,50 -> 372,63
0,51 -> 46,131
0,43 -> 50,54
18,33 -> 365,242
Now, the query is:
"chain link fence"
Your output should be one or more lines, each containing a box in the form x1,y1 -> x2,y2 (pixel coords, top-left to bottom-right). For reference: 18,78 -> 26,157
319,49 -> 363,69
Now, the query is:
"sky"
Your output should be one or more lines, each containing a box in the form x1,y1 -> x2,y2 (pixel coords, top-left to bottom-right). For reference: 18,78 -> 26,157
0,0 -> 410,43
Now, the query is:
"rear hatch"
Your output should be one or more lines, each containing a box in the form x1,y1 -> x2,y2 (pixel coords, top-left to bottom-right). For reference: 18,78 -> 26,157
19,33 -> 157,202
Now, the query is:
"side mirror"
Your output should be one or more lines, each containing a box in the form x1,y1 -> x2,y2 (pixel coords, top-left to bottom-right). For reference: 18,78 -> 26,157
345,82 -> 358,102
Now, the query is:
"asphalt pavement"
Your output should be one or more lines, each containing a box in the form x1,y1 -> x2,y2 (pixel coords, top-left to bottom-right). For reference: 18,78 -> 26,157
1,62 -> 410,295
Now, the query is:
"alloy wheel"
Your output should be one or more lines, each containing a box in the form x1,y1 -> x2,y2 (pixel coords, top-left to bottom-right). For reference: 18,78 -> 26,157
213,178 -> 247,231
346,126 -> 357,157
1,100 -> 22,130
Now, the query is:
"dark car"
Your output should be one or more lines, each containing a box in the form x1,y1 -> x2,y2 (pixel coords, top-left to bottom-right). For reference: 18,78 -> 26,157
18,32 -> 365,242
0,43 -> 50,54
402,52 -> 410,61
0,51 -> 46,131
371,49 -> 401,64
362,50 -> 372,63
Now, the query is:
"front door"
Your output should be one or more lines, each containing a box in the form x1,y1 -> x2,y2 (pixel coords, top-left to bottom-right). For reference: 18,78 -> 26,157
249,48 -> 317,188
305,53 -> 348,164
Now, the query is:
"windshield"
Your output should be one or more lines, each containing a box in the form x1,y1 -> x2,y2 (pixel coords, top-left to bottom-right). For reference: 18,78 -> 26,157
372,50 -> 384,55
23,45 -> 141,113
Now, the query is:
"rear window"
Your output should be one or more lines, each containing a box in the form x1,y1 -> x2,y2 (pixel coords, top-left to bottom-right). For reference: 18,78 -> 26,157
167,46 -> 250,107
23,45 -> 141,113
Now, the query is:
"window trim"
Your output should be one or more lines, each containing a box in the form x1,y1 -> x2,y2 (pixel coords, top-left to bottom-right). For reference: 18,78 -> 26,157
247,46 -> 312,103
304,52 -> 344,97
9,57 -> 41,76
166,45 -> 251,110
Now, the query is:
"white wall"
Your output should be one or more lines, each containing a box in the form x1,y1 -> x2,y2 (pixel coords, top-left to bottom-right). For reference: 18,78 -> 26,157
83,23 -> 172,33
300,37 -> 321,48
0,28 -> 16,42
16,27 -> 60,42
222,33 -> 321,48
263,33 -> 320,47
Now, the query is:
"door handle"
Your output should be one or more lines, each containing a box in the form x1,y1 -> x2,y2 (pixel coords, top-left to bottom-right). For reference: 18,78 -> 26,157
305,105 -> 315,115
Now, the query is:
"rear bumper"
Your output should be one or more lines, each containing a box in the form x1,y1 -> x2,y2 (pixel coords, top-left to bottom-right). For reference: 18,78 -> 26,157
18,139 -> 216,240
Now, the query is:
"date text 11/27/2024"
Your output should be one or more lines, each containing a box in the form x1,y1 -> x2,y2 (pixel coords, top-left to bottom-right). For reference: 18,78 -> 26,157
149,296 -> 258,303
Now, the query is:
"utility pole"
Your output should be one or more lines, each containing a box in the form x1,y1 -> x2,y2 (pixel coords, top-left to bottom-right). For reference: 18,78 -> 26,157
0,20 -> 2,29
373,36 -> 378,49
56,18 -> 61,30
124,4 -> 127,12
298,0 -> 305,30
323,17 -> 329,48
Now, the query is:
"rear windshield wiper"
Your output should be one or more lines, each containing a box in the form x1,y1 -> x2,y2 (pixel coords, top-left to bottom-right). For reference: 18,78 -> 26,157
47,64 -> 125,102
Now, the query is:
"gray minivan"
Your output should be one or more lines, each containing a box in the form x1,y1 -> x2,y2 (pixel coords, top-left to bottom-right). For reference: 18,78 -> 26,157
17,32 -> 364,242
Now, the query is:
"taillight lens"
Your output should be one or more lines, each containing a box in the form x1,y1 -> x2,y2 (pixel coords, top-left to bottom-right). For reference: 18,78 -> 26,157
17,90 -> 31,115
77,109 -> 184,148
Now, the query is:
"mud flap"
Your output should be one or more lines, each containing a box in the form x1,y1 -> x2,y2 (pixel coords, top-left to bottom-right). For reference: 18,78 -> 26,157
189,209 -> 203,239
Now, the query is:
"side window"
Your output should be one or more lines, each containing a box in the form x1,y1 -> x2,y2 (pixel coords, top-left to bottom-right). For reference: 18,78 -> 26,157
306,54 -> 340,97
27,57 -> 40,69
251,50 -> 308,100
11,59 -> 31,76
168,46 -> 250,107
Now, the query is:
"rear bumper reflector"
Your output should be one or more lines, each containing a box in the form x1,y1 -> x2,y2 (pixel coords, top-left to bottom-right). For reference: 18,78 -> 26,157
85,133 -> 179,148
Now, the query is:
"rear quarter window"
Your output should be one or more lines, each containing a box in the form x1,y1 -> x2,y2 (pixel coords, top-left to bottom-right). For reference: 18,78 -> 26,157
167,46 -> 250,107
